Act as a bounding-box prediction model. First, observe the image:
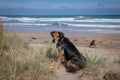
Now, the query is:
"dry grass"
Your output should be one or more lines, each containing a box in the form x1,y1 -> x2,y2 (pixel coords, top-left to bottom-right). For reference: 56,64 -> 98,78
0,32 -> 55,80
78,49 -> 106,80
103,70 -> 120,80
46,45 -> 58,61
0,19 -> 3,41
77,48 -> 120,80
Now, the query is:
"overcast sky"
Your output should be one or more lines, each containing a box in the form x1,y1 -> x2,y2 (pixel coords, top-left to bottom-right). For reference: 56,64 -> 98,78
0,0 -> 120,15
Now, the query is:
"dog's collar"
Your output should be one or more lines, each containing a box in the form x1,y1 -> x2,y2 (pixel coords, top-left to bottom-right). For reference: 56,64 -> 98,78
59,37 -> 65,42
61,37 -> 64,41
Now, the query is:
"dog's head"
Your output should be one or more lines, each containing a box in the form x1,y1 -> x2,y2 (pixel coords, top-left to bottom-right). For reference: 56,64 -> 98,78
50,31 -> 64,43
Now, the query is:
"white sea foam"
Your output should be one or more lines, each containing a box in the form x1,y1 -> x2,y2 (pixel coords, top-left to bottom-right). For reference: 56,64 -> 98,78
1,16 -> 120,23
88,29 -> 120,33
1,16 -> 73,22
4,23 -> 48,26
67,23 -> 120,28
4,22 -> 120,28
1,17 -> 38,22
1,16 -> 120,34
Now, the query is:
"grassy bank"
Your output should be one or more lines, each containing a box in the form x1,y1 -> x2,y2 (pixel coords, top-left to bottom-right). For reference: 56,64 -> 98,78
0,19 -> 3,41
0,32 -> 55,80
77,49 -> 120,80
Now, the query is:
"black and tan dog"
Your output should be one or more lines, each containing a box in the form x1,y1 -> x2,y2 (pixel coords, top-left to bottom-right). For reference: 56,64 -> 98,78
50,31 -> 86,72
89,40 -> 96,48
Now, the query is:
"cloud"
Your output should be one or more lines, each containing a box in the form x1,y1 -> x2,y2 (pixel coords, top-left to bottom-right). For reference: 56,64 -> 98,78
0,0 -> 120,15
0,0 -> 120,10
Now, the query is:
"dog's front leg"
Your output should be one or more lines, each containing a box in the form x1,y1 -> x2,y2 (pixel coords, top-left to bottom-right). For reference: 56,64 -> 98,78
57,50 -> 64,69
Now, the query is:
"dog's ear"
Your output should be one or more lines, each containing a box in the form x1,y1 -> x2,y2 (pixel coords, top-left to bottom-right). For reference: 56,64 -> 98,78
50,31 -> 55,37
50,31 -> 56,43
59,32 -> 64,38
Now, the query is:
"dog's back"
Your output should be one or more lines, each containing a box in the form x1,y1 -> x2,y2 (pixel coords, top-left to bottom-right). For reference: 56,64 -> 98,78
61,37 -> 86,72
57,37 -> 83,61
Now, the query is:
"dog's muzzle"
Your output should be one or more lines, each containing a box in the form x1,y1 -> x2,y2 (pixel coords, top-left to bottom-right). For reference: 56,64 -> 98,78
52,39 -> 55,43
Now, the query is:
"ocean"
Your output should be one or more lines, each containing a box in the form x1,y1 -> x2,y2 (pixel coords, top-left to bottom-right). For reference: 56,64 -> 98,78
0,15 -> 120,34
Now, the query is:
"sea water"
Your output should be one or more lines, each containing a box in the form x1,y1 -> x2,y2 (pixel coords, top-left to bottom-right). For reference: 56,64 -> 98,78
0,15 -> 120,34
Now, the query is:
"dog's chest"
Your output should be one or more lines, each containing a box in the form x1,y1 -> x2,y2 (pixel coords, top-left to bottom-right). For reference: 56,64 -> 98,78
56,41 -> 64,50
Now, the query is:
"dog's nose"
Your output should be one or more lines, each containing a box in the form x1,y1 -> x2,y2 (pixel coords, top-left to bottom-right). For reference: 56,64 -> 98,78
52,39 -> 55,43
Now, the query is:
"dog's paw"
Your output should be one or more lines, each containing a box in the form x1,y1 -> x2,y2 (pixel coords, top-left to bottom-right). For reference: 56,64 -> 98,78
55,62 -> 60,69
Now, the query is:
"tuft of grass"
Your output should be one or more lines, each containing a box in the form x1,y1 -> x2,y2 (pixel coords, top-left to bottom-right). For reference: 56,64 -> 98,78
0,19 -> 3,41
46,45 -> 58,61
103,70 -> 120,80
117,58 -> 120,64
0,32 -> 55,80
84,52 -> 105,68
78,50 -> 106,80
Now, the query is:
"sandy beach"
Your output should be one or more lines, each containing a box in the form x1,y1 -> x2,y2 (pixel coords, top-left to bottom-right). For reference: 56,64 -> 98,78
15,31 -> 120,50
11,31 -> 120,80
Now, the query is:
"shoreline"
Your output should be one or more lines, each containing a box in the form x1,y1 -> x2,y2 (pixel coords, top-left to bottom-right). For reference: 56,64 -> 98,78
6,30 -> 120,35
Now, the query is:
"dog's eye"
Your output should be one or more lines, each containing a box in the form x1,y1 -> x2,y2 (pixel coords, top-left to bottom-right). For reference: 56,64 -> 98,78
56,36 -> 59,38
51,35 -> 54,37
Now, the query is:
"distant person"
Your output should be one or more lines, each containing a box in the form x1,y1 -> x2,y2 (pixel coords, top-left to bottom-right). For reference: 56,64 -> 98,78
89,40 -> 96,48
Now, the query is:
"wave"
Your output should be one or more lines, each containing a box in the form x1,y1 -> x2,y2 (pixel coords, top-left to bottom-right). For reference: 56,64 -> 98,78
52,22 -> 68,26
1,16 -> 38,22
1,16 -> 120,23
67,23 -> 120,28
4,23 -> 48,26
0,16 -> 73,22
74,16 -> 91,20
88,29 -> 120,33
4,22 -> 120,28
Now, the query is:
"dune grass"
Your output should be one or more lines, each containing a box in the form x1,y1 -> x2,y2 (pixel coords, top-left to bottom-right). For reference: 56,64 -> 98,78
0,32 -> 55,80
0,19 -> 3,41
46,45 -> 58,61
103,70 -> 120,80
84,51 -> 105,68
78,50 -> 106,80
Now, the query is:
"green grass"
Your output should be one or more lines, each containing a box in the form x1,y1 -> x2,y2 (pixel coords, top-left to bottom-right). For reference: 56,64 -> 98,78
0,19 -> 3,41
103,70 -> 120,80
46,45 -> 58,61
117,58 -> 120,64
78,50 -> 106,80
84,52 -> 105,68
0,32 -> 55,80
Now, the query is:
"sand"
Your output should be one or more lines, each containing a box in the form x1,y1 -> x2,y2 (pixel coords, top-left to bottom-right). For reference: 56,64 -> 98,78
11,31 -> 120,80
15,31 -> 120,50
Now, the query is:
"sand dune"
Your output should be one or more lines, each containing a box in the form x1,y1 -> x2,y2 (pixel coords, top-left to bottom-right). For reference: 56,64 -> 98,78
12,31 -> 120,80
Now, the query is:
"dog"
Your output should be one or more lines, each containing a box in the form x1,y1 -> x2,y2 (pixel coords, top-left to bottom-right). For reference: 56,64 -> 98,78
50,31 -> 86,72
89,40 -> 96,48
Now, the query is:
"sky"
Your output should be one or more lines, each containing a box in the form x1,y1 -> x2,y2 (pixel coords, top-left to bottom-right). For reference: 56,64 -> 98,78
0,0 -> 120,15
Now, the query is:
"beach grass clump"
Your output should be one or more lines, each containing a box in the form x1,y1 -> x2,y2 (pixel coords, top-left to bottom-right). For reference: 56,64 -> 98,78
84,52 -> 105,68
115,57 -> 120,65
0,32 -> 54,80
0,19 -> 3,41
103,70 -> 120,80
46,45 -> 58,61
78,50 -> 106,79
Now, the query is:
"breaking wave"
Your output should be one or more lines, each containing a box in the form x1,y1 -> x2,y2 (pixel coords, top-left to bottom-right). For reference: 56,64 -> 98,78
1,15 -> 120,33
